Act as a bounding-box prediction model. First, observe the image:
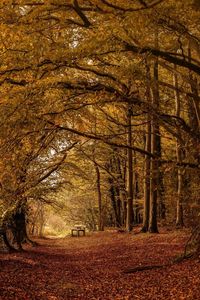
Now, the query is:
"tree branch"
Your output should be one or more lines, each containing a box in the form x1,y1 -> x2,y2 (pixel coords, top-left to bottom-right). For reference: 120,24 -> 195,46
100,0 -> 164,12
73,0 -> 91,28
40,118 -> 156,158
123,43 -> 200,76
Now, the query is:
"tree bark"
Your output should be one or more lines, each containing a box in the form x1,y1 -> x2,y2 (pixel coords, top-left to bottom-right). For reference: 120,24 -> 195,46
126,105 -> 134,232
149,33 -> 159,233
173,67 -> 184,228
95,164 -> 104,231
149,133 -> 159,233
141,62 -> 151,232
188,43 -> 200,164
152,36 -> 165,220
142,114 -> 151,232
188,44 -> 200,131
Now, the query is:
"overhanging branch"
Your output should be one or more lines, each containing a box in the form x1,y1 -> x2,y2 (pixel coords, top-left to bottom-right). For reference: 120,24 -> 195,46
124,43 -> 200,76
73,0 -> 91,28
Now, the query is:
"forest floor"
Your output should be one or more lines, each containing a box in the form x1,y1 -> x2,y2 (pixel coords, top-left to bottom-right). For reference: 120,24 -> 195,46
0,227 -> 200,300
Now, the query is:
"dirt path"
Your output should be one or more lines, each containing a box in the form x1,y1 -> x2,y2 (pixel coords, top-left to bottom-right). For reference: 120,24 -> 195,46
0,229 -> 200,300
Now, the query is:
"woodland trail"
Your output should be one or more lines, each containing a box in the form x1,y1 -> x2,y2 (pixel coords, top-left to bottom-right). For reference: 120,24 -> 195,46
0,228 -> 200,300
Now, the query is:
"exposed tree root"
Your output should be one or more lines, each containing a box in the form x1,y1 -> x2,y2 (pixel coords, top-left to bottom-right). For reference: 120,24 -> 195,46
123,249 -> 199,274
123,264 -> 168,274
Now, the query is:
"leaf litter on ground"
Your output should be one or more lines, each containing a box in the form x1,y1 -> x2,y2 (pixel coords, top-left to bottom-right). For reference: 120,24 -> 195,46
0,227 -> 199,300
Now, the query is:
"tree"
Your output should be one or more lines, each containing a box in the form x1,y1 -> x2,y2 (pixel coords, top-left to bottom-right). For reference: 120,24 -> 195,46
173,67 -> 184,228
126,105 -> 134,231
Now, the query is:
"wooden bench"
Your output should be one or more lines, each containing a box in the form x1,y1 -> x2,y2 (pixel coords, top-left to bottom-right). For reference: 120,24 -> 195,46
71,226 -> 85,237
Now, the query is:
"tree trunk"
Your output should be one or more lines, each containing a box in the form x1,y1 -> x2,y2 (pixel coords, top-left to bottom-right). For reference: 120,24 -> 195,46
1,228 -> 17,252
173,67 -> 184,228
2,205 -> 23,251
149,133 -> 159,233
114,153 -> 124,226
152,33 -> 165,221
141,62 -> 151,232
126,105 -> 134,232
95,164 -> 104,231
149,35 -> 159,233
188,44 -> 200,132
115,186 -> 122,226
188,44 -> 200,165
142,115 -> 151,232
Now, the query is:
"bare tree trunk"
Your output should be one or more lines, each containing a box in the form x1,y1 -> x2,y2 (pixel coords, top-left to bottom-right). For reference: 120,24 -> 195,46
38,206 -> 45,237
142,116 -> 151,232
176,165 -> 184,228
122,151 -> 127,226
115,186 -> 122,226
107,153 -> 122,227
109,180 -> 118,227
1,228 -> 17,252
2,203 -> 24,251
126,105 -> 134,232
115,153 -> 124,226
149,129 -> 159,233
95,164 -> 104,231
173,67 -> 184,228
188,43 -> 200,165
152,33 -> 165,221
149,34 -> 159,233
141,62 -> 151,232
188,44 -> 200,131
